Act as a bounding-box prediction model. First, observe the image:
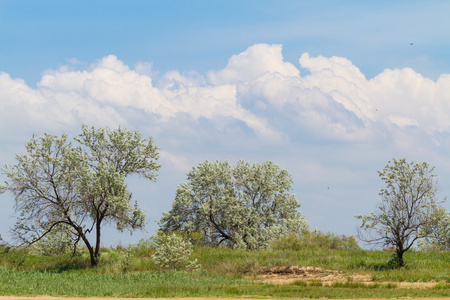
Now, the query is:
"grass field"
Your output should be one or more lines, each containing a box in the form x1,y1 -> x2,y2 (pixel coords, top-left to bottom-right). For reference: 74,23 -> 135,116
0,240 -> 448,299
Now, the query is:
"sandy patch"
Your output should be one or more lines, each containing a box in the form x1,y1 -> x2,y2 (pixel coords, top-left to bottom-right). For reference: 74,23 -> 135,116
255,265 -> 370,284
254,265 -> 447,288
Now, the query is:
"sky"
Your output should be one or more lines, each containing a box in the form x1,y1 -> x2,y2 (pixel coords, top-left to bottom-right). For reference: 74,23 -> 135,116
1,0 -> 450,247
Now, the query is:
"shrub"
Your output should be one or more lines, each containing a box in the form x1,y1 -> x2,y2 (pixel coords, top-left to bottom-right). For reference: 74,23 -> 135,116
119,249 -> 134,273
151,233 -> 200,271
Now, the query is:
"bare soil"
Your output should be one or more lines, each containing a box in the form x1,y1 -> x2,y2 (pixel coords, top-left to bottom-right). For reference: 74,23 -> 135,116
254,265 -> 445,288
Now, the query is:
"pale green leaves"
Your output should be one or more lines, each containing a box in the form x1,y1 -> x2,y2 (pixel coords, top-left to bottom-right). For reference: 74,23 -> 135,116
159,160 -> 308,250
418,207 -> 450,250
76,124 -> 160,181
151,233 -> 200,271
2,133 -> 84,244
356,158 -> 445,266
2,125 -> 160,265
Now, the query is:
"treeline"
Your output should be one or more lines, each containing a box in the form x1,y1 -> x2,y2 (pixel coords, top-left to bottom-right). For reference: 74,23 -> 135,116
1,126 -> 449,268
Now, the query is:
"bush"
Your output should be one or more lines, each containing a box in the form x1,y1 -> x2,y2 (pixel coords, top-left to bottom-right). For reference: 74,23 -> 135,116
119,249 -> 134,273
272,229 -> 360,251
151,233 -> 200,271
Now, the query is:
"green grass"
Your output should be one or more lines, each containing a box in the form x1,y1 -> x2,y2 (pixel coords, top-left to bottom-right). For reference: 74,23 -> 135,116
195,246 -> 450,282
0,244 -> 448,298
0,267 -> 246,297
0,267 -> 448,298
0,266 -> 448,299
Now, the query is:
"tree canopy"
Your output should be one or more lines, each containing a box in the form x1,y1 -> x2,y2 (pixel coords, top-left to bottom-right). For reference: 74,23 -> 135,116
356,158 -> 444,267
1,125 -> 160,265
418,207 -> 450,251
159,160 -> 308,250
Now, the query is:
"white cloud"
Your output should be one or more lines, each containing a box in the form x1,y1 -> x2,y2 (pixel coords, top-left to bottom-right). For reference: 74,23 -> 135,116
229,48 -> 374,141
39,55 -> 171,119
299,53 -> 374,123
0,72 -> 73,133
0,54 -> 281,141
368,68 -> 450,133
207,44 -> 299,85
214,45 -> 450,143
1,44 -> 450,147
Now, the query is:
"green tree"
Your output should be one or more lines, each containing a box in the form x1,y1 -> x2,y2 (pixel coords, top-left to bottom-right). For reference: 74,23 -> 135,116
356,158 -> 444,267
159,160 -> 308,250
1,125 -> 160,266
418,207 -> 450,251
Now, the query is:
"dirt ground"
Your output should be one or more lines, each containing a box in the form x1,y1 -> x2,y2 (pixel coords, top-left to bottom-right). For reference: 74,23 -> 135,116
254,265 -> 445,288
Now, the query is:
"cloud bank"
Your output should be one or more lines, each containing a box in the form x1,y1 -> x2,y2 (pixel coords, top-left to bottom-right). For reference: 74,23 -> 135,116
3,44 -> 448,148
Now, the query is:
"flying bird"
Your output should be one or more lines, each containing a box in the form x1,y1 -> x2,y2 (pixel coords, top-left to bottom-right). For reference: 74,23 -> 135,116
410,42 -> 414,46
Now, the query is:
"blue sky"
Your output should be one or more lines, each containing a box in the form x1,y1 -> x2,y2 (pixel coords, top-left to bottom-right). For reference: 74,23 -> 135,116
1,0 -> 450,246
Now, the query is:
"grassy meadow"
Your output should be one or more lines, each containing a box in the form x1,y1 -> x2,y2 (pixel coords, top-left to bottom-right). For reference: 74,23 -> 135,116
0,236 -> 448,299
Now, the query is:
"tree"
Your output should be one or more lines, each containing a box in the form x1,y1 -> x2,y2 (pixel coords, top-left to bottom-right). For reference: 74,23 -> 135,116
356,158 -> 444,267
1,125 -> 160,266
418,207 -> 450,251
159,160 -> 308,250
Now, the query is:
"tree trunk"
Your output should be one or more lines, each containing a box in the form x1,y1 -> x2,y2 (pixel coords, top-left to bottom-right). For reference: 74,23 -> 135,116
396,249 -> 404,267
94,220 -> 102,266
81,233 -> 98,266
75,225 -> 99,266
89,247 -> 98,266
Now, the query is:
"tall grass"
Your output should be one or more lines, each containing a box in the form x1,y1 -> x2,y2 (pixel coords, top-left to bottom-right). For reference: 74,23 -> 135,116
0,266 -> 245,297
0,266 -> 448,298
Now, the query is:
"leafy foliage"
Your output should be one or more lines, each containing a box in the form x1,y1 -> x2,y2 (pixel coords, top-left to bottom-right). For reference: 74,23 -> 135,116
159,160 -> 308,250
151,233 -> 200,271
356,158 -> 444,267
418,208 -> 450,251
1,125 -> 160,265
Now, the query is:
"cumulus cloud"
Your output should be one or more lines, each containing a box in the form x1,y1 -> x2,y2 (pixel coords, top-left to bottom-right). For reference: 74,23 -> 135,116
207,44 -> 299,85
297,53 -> 450,137
39,55 -> 171,119
0,72 -> 76,133
0,54 -> 281,141
1,43 -> 449,149
210,44 -> 450,143
368,69 -> 450,133
214,46 -> 374,141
